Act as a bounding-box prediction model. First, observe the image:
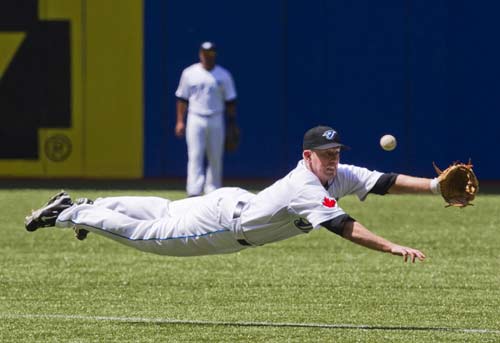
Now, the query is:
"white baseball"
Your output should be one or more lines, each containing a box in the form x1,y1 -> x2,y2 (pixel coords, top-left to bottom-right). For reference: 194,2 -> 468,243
380,134 -> 397,151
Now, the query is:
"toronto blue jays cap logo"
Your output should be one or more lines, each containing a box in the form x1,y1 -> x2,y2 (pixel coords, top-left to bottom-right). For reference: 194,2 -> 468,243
303,125 -> 350,150
322,130 -> 336,140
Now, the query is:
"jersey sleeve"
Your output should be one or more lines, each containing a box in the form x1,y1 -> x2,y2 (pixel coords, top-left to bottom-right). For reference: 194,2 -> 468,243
289,185 -> 346,229
223,71 -> 237,101
175,69 -> 190,100
332,164 -> 384,201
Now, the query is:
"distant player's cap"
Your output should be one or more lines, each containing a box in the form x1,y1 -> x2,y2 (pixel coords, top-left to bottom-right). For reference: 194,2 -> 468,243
302,125 -> 350,150
200,41 -> 216,51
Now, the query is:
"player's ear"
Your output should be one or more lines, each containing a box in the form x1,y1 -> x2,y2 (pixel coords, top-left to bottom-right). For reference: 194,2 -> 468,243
303,150 -> 312,160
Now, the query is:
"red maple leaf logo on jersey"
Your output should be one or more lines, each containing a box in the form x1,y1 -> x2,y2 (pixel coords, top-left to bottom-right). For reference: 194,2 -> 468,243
322,197 -> 336,208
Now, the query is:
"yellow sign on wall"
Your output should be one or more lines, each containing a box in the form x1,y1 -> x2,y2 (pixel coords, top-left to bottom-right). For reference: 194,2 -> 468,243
0,0 -> 143,178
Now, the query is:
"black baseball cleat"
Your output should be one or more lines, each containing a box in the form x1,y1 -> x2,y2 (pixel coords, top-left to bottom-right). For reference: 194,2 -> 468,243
25,191 -> 73,232
73,198 -> 94,240
75,197 -> 93,205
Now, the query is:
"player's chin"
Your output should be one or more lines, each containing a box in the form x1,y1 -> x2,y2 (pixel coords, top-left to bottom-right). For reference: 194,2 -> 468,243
324,168 -> 337,179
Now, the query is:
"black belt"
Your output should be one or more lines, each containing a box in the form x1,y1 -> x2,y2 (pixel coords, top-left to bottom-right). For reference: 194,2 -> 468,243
233,201 -> 251,246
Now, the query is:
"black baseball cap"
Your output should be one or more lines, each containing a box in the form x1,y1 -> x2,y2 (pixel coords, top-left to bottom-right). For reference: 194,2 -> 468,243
200,41 -> 216,51
302,125 -> 350,150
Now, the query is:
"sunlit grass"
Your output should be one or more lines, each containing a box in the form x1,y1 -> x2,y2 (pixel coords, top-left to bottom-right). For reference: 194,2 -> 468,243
0,189 -> 498,342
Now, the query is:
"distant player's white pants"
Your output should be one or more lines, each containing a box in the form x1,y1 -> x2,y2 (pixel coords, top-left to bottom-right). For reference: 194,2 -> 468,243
56,193 -> 245,257
185,112 -> 225,196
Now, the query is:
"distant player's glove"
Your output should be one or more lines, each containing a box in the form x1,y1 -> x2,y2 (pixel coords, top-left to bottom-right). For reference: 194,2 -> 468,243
225,120 -> 240,152
433,160 -> 479,208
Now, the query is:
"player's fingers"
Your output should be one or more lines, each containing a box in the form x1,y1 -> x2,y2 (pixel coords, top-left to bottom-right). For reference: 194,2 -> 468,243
405,249 -> 418,263
410,249 -> 426,262
416,250 -> 426,261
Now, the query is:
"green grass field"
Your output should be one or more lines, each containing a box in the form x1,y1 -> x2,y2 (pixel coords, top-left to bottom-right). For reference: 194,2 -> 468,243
1,187 -> 499,342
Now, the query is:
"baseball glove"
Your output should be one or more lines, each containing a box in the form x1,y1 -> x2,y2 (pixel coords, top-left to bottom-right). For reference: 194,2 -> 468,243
225,121 -> 240,152
433,160 -> 479,208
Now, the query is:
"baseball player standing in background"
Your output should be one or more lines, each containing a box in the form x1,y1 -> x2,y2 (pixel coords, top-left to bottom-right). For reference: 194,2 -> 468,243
174,41 -> 237,197
26,124 -> 476,263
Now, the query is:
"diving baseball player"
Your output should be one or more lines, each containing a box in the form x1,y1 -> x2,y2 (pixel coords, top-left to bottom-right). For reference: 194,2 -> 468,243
175,41 -> 237,196
25,125 -> 440,262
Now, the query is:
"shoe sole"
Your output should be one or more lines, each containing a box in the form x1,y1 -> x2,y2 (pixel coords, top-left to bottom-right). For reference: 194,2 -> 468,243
74,228 -> 89,240
25,191 -> 71,232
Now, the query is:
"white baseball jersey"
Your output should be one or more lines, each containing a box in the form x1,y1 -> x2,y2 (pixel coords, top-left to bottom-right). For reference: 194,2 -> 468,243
175,63 -> 236,115
236,160 -> 383,246
56,160 -> 382,257
175,63 -> 237,196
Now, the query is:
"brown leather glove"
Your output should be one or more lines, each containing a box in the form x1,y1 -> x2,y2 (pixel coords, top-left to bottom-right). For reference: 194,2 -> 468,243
433,160 -> 479,207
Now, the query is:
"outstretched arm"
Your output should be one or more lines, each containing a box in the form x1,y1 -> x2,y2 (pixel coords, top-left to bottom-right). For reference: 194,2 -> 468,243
387,174 -> 439,194
341,220 -> 426,263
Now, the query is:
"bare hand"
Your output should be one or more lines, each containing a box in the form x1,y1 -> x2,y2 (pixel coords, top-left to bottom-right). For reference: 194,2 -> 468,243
175,122 -> 185,137
390,245 -> 426,263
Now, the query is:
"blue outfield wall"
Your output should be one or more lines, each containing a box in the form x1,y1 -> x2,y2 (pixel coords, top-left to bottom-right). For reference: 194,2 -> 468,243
144,0 -> 499,181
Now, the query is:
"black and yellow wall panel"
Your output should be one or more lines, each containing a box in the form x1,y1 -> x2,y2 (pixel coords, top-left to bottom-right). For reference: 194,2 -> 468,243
84,0 -> 143,178
38,0 -> 83,177
0,0 -> 142,178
